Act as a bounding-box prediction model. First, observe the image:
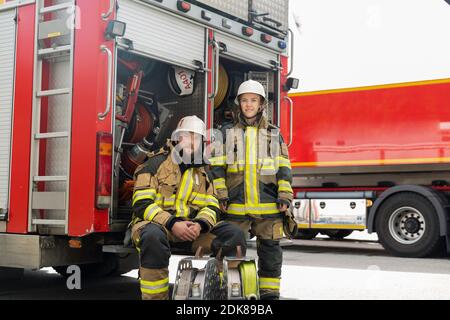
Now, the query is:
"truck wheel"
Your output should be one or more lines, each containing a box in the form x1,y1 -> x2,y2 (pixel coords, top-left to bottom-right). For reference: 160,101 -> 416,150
375,192 -> 442,258
294,230 -> 319,240
321,230 -> 353,240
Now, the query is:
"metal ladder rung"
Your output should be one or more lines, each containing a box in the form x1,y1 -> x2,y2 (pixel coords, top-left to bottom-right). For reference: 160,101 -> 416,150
32,219 -> 66,226
33,176 -> 67,182
35,132 -> 69,140
38,45 -> 71,57
40,2 -> 74,14
37,88 -> 71,97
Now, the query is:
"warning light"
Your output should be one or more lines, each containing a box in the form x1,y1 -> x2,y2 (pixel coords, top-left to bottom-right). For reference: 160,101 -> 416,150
278,41 -> 287,50
261,34 -> 272,44
242,27 -> 254,37
177,1 -> 191,13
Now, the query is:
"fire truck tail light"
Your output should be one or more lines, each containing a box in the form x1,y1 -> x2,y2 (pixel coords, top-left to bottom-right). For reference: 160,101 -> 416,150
96,132 -> 113,209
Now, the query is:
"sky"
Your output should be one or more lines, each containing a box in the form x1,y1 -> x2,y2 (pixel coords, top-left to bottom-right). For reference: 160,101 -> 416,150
289,0 -> 450,92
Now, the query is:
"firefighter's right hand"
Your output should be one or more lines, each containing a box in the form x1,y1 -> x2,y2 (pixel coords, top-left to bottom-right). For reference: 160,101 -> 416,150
172,221 -> 198,242
219,200 -> 228,212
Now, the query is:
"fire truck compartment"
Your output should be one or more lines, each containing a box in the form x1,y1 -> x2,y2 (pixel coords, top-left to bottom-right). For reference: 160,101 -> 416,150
112,50 -> 207,222
111,50 -> 278,224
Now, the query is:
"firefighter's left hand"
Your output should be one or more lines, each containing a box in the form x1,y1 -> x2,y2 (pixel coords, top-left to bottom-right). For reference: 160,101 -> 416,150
188,222 -> 202,239
278,203 -> 288,212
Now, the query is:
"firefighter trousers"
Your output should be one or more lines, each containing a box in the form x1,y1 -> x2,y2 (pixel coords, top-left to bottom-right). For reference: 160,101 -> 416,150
132,221 -> 247,300
227,217 -> 284,300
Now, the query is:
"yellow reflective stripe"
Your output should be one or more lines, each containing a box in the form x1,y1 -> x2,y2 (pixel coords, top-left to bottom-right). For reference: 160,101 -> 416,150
155,197 -> 164,206
132,189 -> 157,206
175,169 -> 194,218
197,207 -> 217,224
227,203 -> 279,215
141,286 -> 169,295
190,192 -> 220,208
141,277 -> 169,286
209,156 -> 226,166
260,277 -> 280,283
213,178 -> 227,190
276,157 -> 292,169
163,195 -> 176,206
245,127 -> 258,205
259,158 -> 276,173
205,195 -> 220,208
227,165 -> 240,173
278,180 -> 293,193
259,277 -> 280,290
143,203 -> 163,221
140,278 -> 169,294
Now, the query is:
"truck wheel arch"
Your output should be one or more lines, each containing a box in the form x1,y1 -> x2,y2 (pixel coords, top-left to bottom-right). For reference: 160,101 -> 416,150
367,185 -> 449,237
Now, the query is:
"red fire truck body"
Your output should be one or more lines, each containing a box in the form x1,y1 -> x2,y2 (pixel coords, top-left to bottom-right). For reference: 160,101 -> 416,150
0,0 -> 293,270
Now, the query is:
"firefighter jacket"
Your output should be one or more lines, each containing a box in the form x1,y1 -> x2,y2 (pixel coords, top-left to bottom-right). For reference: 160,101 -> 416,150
209,115 -> 294,219
131,141 -> 220,233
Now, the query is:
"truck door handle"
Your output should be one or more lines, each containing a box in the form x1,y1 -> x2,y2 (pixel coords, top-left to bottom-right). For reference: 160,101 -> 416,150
98,45 -> 113,121
208,40 -> 220,100
284,96 -> 294,147
102,0 -> 115,20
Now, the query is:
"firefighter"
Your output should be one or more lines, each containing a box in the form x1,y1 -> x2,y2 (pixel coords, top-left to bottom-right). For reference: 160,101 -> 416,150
209,80 -> 294,300
130,115 -> 247,300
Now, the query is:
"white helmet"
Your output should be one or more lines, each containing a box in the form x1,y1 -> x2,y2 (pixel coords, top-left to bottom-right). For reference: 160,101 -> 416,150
173,115 -> 206,139
234,79 -> 266,106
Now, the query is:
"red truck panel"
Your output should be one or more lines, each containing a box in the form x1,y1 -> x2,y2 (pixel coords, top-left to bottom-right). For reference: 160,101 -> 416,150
288,79 -> 450,169
68,0 -> 115,236
8,5 -> 35,234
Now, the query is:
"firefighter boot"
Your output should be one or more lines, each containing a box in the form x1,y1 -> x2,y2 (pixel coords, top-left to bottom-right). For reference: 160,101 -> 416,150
139,267 -> 169,300
259,276 -> 281,300
257,239 -> 282,300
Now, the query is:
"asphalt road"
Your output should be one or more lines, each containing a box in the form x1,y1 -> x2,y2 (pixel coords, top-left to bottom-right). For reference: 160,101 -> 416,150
1,231 -> 450,300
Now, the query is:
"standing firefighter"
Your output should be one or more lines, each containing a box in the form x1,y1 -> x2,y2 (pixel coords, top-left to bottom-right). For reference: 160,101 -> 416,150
131,115 -> 247,300
210,80 -> 295,300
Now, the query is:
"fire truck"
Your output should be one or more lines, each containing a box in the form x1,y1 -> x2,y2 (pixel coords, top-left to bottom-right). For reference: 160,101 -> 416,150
0,0 -> 295,275
287,77 -> 450,258
281,1 -> 450,260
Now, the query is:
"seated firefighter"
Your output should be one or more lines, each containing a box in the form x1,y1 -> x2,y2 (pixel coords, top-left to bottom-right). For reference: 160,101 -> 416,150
130,115 -> 247,300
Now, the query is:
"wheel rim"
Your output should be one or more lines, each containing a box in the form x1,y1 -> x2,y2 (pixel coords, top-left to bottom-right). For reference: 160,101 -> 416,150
388,206 -> 426,245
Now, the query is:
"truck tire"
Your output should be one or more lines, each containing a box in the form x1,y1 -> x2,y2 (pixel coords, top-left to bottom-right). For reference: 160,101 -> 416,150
294,230 -> 319,240
321,230 -> 353,240
375,192 -> 442,258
